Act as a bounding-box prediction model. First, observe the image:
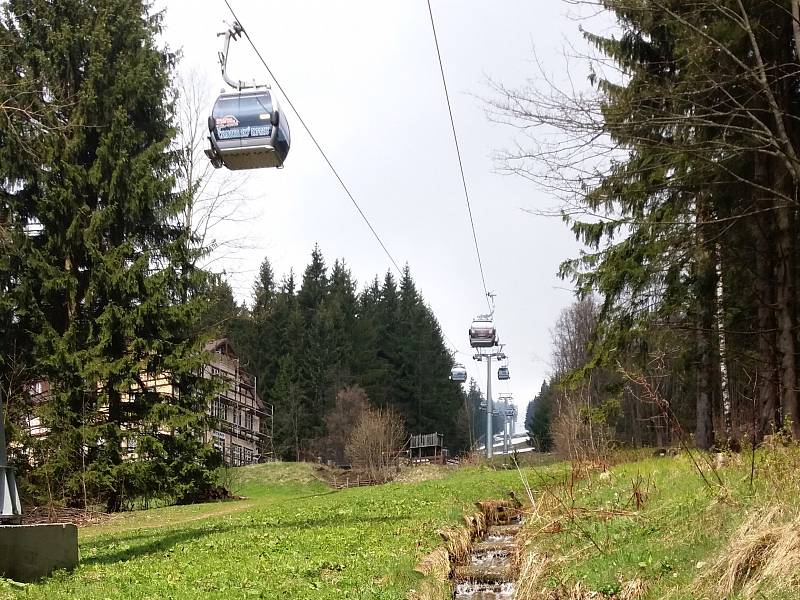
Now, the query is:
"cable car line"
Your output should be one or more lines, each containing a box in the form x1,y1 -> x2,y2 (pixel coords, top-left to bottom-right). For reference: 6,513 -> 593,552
218,2 -> 509,409
221,0 -> 402,275
426,0 -> 491,314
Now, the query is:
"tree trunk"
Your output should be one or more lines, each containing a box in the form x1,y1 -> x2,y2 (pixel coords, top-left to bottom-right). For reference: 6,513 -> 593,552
696,323 -> 716,450
774,195 -> 799,437
715,244 -> 733,441
750,196 -> 780,439
695,199 -> 716,450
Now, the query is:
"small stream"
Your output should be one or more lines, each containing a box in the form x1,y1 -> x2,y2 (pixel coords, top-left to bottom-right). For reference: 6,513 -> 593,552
453,517 -> 521,599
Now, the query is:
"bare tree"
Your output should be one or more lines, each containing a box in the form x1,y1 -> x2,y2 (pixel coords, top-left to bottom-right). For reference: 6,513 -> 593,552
172,70 -> 259,273
345,406 -> 406,481
314,385 -> 370,465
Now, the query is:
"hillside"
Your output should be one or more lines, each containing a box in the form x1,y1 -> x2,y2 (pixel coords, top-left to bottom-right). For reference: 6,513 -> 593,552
513,446 -> 800,600
2,450 -> 799,599
0,462 -> 537,599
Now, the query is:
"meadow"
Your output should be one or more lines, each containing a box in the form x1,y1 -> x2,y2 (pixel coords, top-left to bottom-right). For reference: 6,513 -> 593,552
0,462 -> 541,600
2,448 -> 799,600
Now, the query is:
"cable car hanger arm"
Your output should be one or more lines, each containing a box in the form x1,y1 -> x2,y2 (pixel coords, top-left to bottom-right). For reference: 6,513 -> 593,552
218,21 -> 262,91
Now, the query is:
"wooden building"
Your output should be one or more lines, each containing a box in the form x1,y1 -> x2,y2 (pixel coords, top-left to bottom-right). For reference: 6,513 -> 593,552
204,338 -> 272,466
17,338 -> 272,467
409,432 -> 448,464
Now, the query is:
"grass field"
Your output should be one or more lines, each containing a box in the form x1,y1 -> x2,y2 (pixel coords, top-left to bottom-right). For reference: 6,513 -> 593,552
513,446 -> 800,600
0,461 -> 550,600
2,449 -> 798,600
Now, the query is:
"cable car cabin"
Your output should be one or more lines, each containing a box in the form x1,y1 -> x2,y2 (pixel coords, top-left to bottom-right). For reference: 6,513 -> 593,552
450,364 -> 467,382
205,90 -> 290,171
497,366 -> 510,380
469,317 -> 497,348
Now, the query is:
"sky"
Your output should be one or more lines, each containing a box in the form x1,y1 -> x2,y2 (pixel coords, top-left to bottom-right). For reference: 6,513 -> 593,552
161,1 -> 608,432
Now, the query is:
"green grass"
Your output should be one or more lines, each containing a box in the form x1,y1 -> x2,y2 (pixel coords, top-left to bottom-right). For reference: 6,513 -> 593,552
4,451 -> 796,599
1,462 -> 545,600
519,448 -> 800,599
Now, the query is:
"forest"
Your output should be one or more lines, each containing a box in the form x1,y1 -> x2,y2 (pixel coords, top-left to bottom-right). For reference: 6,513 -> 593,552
0,0 -> 477,511
521,1 -> 800,457
207,250 -> 476,462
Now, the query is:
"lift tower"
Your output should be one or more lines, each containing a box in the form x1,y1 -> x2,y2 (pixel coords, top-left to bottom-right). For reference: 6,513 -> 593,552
0,388 -> 22,523
473,349 -> 506,458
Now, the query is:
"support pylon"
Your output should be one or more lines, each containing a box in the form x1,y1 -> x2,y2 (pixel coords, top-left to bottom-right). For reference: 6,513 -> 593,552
0,389 -> 22,524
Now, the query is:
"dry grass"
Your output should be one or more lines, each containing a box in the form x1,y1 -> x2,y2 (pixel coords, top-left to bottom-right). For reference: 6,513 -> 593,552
475,499 -> 520,525
617,579 -> 648,600
415,547 -> 451,580
394,464 -> 447,484
516,578 -> 646,600
438,525 -> 473,565
701,505 -> 800,598
464,509 -> 487,539
514,551 -> 553,599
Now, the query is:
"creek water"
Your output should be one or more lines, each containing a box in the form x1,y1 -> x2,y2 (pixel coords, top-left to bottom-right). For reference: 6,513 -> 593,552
452,519 -> 520,600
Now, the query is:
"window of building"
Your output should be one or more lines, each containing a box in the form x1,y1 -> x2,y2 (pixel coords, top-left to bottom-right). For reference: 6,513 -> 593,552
231,443 -> 244,466
212,398 -> 227,422
212,430 -> 226,454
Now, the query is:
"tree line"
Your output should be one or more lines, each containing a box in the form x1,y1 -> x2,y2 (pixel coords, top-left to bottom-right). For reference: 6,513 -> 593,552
210,248 -> 473,462
517,1 -> 800,453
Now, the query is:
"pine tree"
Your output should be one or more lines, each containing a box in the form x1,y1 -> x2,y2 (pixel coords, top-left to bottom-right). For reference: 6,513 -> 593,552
526,381 -> 553,452
3,0 -> 219,509
252,257 -> 276,317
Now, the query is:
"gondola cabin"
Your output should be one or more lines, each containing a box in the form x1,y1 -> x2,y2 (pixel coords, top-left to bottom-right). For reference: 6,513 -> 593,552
450,364 -> 467,382
469,317 -> 497,348
497,366 -> 510,380
205,89 -> 290,171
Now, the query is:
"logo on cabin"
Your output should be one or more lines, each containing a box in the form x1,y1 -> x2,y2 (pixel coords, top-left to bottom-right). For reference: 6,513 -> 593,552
216,115 -> 239,128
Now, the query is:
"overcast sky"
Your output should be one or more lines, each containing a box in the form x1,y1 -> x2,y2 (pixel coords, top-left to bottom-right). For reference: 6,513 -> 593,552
161,1 -> 608,430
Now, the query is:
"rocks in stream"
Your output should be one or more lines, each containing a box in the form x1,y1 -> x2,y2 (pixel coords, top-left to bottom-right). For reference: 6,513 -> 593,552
453,518 -> 521,600
453,581 -> 516,600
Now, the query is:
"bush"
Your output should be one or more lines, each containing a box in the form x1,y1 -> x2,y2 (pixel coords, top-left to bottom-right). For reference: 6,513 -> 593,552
345,406 -> 405,481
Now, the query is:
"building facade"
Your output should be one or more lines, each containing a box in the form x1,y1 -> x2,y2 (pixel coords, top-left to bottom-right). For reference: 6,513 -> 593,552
204,339 -> 272,466
16,339 -> 272,467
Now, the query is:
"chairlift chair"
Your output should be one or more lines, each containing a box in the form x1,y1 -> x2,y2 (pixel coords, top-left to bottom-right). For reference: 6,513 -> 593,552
205,21 -> 291,171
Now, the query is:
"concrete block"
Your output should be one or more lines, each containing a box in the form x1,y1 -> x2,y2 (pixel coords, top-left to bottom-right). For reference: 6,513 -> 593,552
0,523 -> 78,582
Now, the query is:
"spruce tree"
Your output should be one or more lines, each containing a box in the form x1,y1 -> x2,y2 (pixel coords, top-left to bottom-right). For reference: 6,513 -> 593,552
2,0 -> 219,509
252,257 -> 276,317
526,381 -> 553,452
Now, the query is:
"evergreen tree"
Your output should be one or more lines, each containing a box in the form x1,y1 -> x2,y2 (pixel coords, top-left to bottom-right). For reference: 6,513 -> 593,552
251,257 -> 276,317
226,253 -> 473,459
526,381 -> 553,452
198,277 -> 241,338
465,379 -> 485,449
2,0 -> 219,509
